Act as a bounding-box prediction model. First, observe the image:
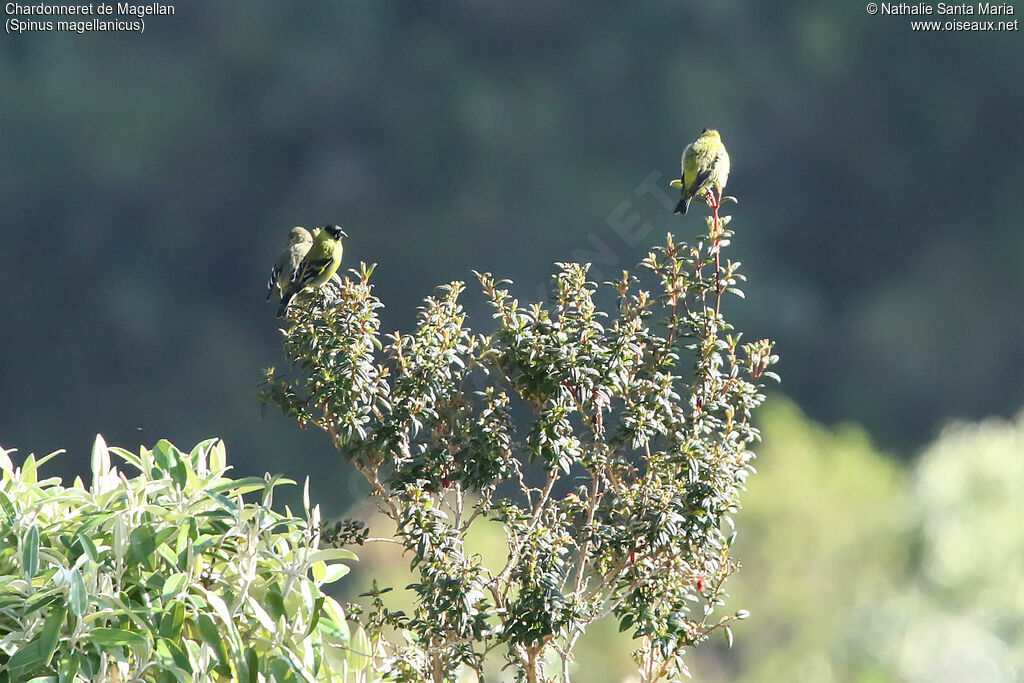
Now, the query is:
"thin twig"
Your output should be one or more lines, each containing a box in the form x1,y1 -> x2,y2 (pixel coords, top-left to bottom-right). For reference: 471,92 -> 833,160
361,537 -> 404,545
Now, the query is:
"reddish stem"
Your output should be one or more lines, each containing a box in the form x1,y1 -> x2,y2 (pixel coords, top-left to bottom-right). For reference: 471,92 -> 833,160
708,188 -> 723,316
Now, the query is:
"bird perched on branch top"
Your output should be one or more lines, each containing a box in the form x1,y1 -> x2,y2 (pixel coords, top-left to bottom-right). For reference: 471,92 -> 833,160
275,224 -> 347,318
670,128 -> 730,214
267,226 -> 314,303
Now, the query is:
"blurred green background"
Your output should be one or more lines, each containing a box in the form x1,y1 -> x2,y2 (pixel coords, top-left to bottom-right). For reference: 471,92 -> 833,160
2,2 -> 1022,679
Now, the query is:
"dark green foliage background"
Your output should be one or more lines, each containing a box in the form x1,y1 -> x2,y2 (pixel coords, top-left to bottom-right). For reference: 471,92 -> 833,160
2,1 -> 1022,507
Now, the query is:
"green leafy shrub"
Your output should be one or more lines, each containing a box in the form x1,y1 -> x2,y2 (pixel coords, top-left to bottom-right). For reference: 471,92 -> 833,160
265,186 -> 778,681
689,399 -> 908,682
0,436 -> 362,682
683,405 -> 1024,683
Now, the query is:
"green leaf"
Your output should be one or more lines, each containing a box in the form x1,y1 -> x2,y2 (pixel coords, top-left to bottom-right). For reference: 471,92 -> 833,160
91,434 -> 110,479
58,651 -> 80,682
319,597 -> 349,642
158,601 -> 185,639
34,448 -> 65,470
168,458 -> 188,488
0,490 -> 16,521
204,491 -> 238,512
317,617 -> 349,644
161,573 -> 188,602
208,440 -> 226,472
75,532 -> 99,563
347,624 -> 372,671
268,658 -> 299,683
244,647 -> 259,683
197,613 -> 220,647
264,586 -> 286,621
305,596 -> 325,636
22,587 -> 61,616
153,527 -> 178,558
319,563 -> 350,585
8,605 -> 67,672
308,548 -> 358,563
22,453 -> 37,484
112,516 -> 127,560
197,614 -> 231,673
245,598 -> 277,633
24,525 -> 39,580
174,517 -> 197,558
128,526 -> 158,570
153,439 -> 180,471
69,569 -> 88,617
108,446 -> 144,471
189,438 -> 220,472
209,477 -> 269,497
156,637 -> 192,675
89,628 -> 150,649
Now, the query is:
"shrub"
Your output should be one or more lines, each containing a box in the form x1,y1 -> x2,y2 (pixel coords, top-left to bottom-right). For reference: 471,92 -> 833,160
0,436 -> 361,682
264,188 -> 777,681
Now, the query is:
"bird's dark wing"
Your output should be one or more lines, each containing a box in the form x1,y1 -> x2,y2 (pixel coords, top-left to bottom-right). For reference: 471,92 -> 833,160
296,257 -> 334,288
693,168 -> 712,191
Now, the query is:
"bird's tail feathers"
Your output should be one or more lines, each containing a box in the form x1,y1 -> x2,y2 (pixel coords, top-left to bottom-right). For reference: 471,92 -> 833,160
674,197 -> 690,215
276,293 -> 294,318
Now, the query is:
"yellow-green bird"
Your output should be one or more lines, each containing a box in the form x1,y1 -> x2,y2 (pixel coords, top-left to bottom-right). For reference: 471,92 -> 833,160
266,226 -> 314,303
276,224 -> 347,317
670,128 -> 730,214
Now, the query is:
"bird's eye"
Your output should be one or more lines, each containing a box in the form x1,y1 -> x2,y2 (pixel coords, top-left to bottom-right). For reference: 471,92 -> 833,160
702,127 -> 709,134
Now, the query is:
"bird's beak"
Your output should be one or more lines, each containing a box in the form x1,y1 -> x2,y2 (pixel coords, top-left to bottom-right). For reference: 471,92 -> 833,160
340,229 -> 348,238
